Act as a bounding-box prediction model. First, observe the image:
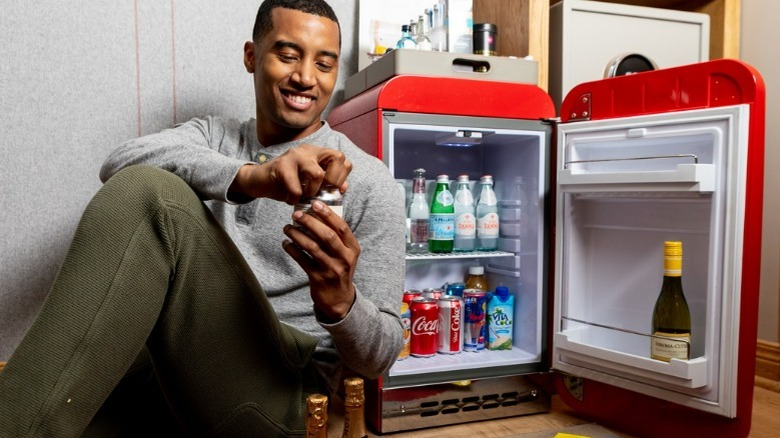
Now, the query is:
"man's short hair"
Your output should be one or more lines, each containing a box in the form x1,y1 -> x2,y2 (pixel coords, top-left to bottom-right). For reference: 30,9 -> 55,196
252,0 -> 341,47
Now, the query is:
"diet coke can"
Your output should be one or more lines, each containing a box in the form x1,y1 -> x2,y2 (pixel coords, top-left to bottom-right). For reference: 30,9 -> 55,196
410,297 -> 438,357
437,296 -> 463,354
422,288 -> 444,300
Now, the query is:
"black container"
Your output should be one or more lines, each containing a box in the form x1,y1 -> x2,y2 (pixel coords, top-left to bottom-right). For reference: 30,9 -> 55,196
472,23 -> 498,56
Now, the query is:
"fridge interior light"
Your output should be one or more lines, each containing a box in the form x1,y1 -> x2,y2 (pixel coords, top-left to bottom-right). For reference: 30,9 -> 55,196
434,130 -> 493,147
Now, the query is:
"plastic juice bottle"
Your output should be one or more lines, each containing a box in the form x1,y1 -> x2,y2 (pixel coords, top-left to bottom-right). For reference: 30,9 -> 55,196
465,265 -> 488,291
487,286 -> 514,350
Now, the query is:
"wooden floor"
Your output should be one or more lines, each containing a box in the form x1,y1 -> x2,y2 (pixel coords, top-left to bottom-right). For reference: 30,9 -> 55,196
336,383 -> 780,438
2,362 -> 777,436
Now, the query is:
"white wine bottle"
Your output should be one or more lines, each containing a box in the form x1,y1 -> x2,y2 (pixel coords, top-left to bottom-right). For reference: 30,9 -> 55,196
651,241 -> 692,362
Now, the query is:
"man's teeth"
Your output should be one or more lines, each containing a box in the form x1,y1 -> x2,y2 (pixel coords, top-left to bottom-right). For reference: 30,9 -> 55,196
289,94 -> 311,104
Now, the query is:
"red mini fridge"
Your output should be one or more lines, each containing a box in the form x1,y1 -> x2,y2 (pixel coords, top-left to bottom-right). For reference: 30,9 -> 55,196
327,59 -> 765,437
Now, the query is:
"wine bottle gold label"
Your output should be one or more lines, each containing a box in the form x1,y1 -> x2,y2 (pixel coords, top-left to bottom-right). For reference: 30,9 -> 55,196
651,331 -> 691,361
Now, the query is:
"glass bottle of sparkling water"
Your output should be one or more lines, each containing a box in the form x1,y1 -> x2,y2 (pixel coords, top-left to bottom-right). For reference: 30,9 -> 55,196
407,168 -> 429,254
476,175 -> 499,251
453,174 -> 476,252
428,174 -> 454,253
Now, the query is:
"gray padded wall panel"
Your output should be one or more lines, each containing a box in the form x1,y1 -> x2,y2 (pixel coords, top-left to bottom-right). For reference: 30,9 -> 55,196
0,0 -> 358,361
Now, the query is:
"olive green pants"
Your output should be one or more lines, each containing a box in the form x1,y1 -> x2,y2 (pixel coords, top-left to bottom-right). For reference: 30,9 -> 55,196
0,165 -> 322,437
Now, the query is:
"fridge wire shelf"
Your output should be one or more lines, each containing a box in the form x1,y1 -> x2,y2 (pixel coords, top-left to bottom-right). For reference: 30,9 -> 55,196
405,250 -> 514,261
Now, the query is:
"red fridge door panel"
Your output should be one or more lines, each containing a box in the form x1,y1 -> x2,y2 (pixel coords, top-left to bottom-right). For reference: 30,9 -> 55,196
557,59 -> 766,438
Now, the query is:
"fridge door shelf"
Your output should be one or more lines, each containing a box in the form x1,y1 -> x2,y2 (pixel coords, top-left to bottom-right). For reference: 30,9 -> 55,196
558,163 -> 715,194
554,327 -> 708,389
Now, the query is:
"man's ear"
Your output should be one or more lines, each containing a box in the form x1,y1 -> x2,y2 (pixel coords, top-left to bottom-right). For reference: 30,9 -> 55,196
243,41 -> 255,73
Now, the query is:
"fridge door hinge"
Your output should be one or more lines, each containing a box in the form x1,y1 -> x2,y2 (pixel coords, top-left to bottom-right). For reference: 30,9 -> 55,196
566,93 -> 592,121
541,117 -> 560,125
562,374 -> 584,401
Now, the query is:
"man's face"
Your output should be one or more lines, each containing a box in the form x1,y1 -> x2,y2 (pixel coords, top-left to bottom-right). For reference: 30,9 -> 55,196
244,7 -> 340,145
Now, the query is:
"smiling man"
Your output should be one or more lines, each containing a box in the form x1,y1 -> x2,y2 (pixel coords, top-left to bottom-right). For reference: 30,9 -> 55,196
0,1 -> 405,437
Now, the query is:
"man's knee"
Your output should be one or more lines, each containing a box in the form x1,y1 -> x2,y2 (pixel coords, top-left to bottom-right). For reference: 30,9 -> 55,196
96,165 -> 200,214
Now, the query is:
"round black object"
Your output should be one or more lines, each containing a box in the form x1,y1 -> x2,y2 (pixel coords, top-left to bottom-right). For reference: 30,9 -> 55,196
472,23 -> 498,56
604,53 -> 658,78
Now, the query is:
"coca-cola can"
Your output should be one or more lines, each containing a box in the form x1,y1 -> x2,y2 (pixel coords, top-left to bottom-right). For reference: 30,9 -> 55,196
422,288 -> 444,300
403,290 -> 421,305
437,296 -> 463,354
410,297 -> 438,357
463,289 -> 487,351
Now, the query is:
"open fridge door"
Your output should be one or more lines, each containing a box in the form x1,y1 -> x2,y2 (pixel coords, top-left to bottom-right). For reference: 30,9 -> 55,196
551,59 -> 765,437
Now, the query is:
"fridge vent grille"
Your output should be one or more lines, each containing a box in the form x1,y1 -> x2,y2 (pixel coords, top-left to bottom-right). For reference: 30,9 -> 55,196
380,376 -> 549,432
414,391 -> 536,417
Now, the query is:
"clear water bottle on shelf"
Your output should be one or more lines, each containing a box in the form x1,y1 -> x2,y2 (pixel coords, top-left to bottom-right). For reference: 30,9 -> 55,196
429,3 -> 448,52
415,14 -> 433,50
395,24 -> 417,49
407,168 -> 429,254
476,174 -> 499,251
453,174 -> 476,252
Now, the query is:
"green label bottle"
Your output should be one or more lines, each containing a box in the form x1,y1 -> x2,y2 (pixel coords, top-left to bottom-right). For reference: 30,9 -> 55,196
651,240 -> 692,362
428,174 -> 454,253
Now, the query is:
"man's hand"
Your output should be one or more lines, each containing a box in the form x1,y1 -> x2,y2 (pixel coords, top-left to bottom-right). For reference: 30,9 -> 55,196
229,144 -> 352,205
282,200 -> 360,322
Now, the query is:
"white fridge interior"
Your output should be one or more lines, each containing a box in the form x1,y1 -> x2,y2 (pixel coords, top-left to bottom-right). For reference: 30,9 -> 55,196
382,112 -> 552,386
552,105 -> 750,418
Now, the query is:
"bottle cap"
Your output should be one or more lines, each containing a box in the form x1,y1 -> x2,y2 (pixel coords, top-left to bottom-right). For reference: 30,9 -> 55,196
468,266 -> 484,275
495,286 -> 510,297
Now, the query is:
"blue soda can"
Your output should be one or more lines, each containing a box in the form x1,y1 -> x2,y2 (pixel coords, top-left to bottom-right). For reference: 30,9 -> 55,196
446,282 -> 466,297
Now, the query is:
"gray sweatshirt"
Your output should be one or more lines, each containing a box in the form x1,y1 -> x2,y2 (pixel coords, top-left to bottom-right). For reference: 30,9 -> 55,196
100,117 -> 406,392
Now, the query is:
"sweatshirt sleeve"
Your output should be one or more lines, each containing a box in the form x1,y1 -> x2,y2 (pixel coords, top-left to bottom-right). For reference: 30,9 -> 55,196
99,117 -> 252,202
317,154 -> 406,379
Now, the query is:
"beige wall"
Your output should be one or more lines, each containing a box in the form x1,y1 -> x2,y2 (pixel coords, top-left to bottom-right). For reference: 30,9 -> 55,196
0,1 -> 359,361
741,0 -> 780,343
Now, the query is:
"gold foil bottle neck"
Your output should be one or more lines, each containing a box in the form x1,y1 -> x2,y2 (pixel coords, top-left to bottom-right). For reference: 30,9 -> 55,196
305,393 -> 328,438
342,377 -> 368,438
344,377 -> 365,406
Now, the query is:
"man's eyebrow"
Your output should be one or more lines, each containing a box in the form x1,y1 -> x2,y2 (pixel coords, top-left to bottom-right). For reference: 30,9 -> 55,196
272,40 -> 338,60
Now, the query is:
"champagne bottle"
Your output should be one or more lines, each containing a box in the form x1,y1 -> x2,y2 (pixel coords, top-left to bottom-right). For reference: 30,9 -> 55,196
341,377 -> 368,438
651,241 -> 692,362
305,393 -> 328,438
428,174 -> 454,253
